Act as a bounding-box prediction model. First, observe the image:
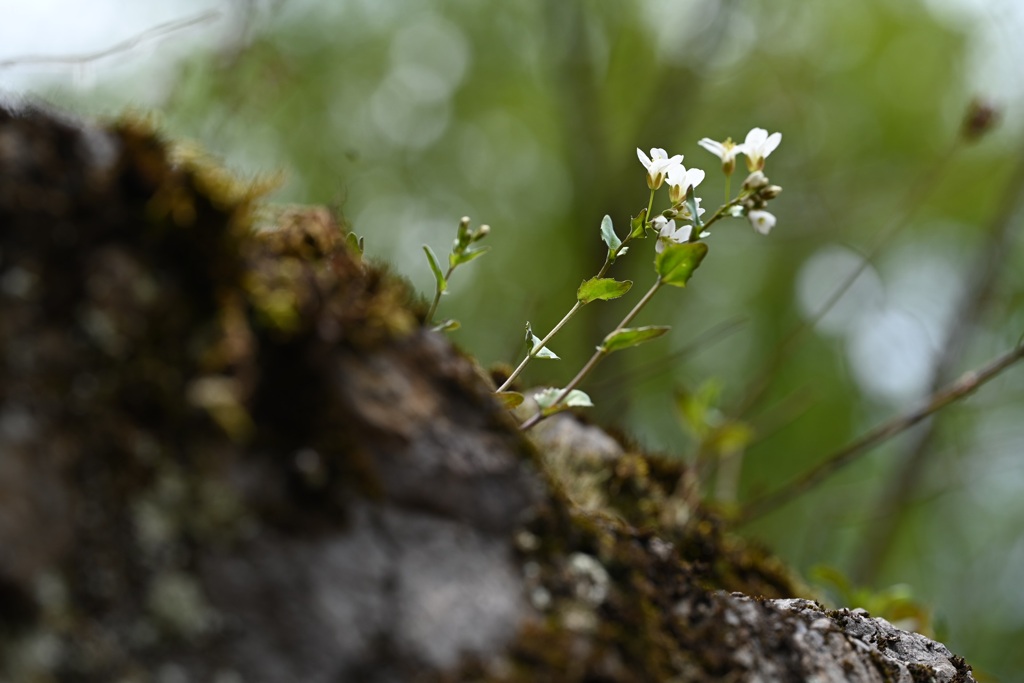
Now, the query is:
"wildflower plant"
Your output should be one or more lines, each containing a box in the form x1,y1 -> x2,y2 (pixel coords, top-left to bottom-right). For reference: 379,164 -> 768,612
422,216 -> 490,332
422,128 -> 784,429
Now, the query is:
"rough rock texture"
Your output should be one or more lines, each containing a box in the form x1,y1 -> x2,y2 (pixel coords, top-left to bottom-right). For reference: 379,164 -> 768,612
0,103 -> 975,682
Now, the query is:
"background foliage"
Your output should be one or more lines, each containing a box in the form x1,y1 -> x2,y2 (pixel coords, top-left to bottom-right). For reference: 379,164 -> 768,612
7,0 -> 1024,678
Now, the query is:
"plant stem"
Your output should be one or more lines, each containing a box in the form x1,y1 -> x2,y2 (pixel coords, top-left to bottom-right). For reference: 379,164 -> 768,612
516,195 -> 742,428
425,264 -> 456,325
497,226 -> 639,393
520,278 -> 664,430
498,301 -> 582,392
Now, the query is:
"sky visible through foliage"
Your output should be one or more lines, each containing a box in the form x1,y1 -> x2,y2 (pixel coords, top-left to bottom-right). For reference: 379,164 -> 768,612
4,0 -> 1024,679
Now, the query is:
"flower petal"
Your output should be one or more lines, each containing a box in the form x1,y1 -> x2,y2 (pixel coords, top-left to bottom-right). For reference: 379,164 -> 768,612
745,127 -> 768,148
762,132 -> 782,156
748,209 -> 776,235
698,138 -> 724,156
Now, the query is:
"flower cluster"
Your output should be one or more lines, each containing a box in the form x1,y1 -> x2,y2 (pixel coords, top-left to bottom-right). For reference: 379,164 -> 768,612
695,127 -> 782,234
638,127 -> 782,238
495,125 -> 786,430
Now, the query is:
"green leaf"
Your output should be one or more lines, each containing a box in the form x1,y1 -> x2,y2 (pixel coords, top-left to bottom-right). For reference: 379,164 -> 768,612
432,319 -> 461,333
495,391 -> 525,409
533,387 -> 594,415
599,325 -> 670,353
577,277 -> 632,304
675,380 -> 722,438
346,232 -> 364,256
532,387 -> 561,409
530,333 -> 559,359
562,389 -> 593,408
685,185 -> 704,229
629,209 -> 648,238
450,246 -> 490,268
656,242 -> 708,287
600,215 -> 621,260
423,245 -> 446,293
707,420 -> 756,455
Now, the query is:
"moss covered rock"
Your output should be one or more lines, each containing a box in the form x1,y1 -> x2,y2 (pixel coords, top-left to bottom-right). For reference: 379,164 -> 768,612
0,103 -> 973,683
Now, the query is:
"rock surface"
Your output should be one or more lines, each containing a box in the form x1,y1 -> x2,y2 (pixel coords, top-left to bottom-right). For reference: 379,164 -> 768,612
0,103 -> 975,682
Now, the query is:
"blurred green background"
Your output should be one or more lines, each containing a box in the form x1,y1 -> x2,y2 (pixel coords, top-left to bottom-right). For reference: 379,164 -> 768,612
5,0 -> 1024,678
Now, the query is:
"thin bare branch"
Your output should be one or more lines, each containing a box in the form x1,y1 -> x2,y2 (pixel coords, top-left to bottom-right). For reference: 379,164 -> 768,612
738,339 -> 1024,524
0,11 -> 221,71
732,141 -> 960,419
851,137 -> 1024,583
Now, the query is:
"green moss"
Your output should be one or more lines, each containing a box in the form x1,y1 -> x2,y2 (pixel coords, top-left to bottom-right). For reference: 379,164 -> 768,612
471,412 -> 810,682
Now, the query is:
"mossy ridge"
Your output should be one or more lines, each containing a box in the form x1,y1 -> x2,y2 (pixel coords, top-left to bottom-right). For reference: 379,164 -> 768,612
0,109 -> 424,679
446,415 -> 805,682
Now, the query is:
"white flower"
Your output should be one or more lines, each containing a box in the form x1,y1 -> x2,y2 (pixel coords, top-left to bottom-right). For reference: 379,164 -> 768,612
666,164 -> 706,204
697,136 -> 743,174
747,209 -> 776,235
653,216 -> 693,253
741,128 -> 781,172
637,147 -> 683,190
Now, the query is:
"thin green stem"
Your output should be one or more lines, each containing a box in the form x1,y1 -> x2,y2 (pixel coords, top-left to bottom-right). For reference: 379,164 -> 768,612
520,279 -> 664,430
690,196 -> 741,239
497,225 -> 639,393
498,301 -> 583,392
517,193 -> 744,428
645,188 -> 656,226
425,264 -> 456,325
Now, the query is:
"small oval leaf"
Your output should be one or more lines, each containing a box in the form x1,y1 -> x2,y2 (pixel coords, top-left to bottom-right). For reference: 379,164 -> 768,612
533,387 -> 593,415
562,389 -> 594,408
496,391 -> 525,409
432,319 -> 461,333
630,209 -> 648,238
532,387 -> 562,410
656,242 -> 708,288
450,246 -> 490,268
346,232 -> 364,256
423,245 -> 447,293
600,325 -> 670,353
530,333 -> 559,359
600,215 -> 622,259
577,277 -> 633,304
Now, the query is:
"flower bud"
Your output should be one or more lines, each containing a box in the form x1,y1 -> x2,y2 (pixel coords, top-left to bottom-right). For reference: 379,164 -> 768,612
961,98 -> 999,142
760,185 -> 783,200
456,216 -> 472,246
743,170 -> 769,191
